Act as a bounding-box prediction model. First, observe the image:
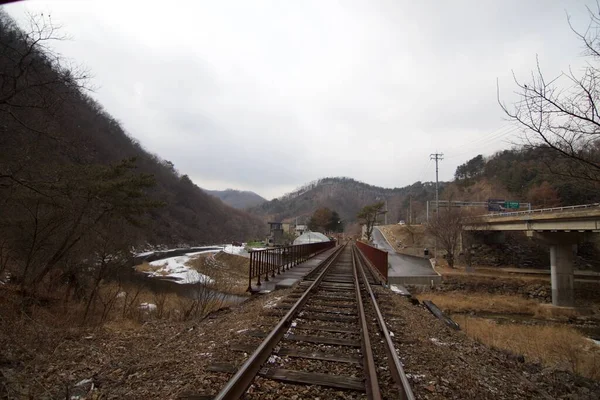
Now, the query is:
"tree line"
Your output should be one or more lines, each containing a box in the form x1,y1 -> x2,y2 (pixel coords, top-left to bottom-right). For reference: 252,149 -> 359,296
0,11 -> 265,301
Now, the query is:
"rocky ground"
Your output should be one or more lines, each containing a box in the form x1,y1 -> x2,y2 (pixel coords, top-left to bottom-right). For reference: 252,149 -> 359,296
0,288 -> 296,399
378,287 -> 600,399
2,282 -> 600,399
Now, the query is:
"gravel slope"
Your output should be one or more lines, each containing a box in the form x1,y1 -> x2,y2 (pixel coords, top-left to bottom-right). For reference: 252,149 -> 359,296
3,285 -> 599,399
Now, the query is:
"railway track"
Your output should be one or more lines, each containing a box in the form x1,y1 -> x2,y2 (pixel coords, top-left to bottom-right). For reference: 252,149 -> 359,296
210,243 -> 414,399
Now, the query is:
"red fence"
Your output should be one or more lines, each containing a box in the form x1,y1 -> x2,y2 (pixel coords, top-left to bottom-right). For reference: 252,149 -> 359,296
248,241 -> 335,291
356,241 -> 388,283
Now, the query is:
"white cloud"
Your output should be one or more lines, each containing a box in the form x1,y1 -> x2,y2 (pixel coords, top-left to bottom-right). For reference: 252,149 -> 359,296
4,0 -> 595,199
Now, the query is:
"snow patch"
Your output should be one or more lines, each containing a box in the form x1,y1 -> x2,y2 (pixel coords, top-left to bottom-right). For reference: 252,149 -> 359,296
135,251 -> 155,257
589,338 -> 600,346
145,255 -> 213,284
75,378 -> 93,387
407,373 -> 426,382
429,337 -> 451,346
390,285 -> 403,294
185,250 -> 219,256
223,244 -> 246,255
263,297 -> 282,309
139,303 -> 157,312
268,355 -> 282,364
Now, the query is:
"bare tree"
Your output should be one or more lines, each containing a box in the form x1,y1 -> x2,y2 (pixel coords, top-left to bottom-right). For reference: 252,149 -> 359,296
0,11 -> 90,119
425,208 -> 464,268
499,3 -> 600,184
357,201 -> 386,242
179,281 -> 229,321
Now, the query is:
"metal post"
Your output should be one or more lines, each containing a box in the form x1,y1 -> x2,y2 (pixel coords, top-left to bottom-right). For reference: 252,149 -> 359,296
277,248 -> 281,275
249,251 -> 256,290
271,250 -> 276,278
292,245 -> 296,267
263,251 -> 269,282
430,152 -> 443,220
256,252 -> 261,287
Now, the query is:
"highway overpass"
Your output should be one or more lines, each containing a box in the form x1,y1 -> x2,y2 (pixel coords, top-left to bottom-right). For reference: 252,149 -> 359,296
464,203 -> 600,307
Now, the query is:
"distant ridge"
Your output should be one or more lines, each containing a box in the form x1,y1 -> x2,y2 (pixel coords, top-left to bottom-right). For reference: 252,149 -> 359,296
206,189 -> 267,209
247,177 -> 440,224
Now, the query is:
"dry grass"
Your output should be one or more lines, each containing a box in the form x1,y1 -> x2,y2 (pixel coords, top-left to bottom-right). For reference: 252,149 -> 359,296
378,224 -> 436,257
134,251 -> 251,295
0,278 -> 240,342
416,292 -> 543,315
436,264 -> 553,282
187,252 -> 249,295
134,262 -> 160,273
453,315 -> 600,380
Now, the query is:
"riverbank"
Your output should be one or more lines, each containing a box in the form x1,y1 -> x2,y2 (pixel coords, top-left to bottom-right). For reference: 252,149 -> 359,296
414,275 -> 600,380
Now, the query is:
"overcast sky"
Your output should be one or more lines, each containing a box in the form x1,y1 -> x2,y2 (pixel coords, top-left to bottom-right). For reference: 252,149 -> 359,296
4,0 -> 596,199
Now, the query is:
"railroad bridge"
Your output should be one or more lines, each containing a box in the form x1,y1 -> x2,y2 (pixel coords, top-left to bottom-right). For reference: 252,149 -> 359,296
464,204 -> 600,307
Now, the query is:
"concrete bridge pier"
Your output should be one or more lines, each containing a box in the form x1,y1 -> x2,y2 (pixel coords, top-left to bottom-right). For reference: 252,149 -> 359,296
549,243 -> 574,307
529,232 -> 582,307
467,206 -> 600,308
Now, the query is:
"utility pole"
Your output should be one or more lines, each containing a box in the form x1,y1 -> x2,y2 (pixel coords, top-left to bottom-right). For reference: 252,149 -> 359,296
409,195 -> 412,224
384,200 -> 388,225
430,152 -> 443,220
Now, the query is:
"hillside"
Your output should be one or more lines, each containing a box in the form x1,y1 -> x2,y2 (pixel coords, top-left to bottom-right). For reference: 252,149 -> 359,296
205,189 -> 266,209
248,147 -> 600,228
248,177 -> 442,224
0,10 -> 266,262
444,147 -> 600,207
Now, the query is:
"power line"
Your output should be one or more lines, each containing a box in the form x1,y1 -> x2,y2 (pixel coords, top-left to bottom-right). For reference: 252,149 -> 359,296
414,158 -> 433,183
445,126 -> 521,161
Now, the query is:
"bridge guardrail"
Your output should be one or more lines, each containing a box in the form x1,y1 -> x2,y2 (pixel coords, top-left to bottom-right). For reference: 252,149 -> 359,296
478,203 -> 600,219
355,241 -> 388,283
248,241 -> 335,291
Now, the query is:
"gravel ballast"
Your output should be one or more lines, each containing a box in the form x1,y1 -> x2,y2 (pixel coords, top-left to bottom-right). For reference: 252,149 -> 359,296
3,277 -> 600,399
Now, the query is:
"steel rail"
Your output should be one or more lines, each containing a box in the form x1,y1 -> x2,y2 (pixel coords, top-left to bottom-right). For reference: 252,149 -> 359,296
214,243 -> 346,400
352,245 -> 382,400
354,246 -> 416,400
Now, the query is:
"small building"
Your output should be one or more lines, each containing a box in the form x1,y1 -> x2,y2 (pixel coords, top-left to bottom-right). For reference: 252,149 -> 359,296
267,222 -> 292,246
294,224 -> 308,236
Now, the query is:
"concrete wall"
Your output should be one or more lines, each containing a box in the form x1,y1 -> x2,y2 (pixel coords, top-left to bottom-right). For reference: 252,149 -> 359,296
395,246 -> 428,258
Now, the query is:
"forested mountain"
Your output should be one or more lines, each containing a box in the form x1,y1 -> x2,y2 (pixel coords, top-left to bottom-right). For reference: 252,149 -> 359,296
0,10 -> 266,288
445,147 -> 600,207
205,189 -> 267,209
249,146 -> 600,228
248,177 -> 441,224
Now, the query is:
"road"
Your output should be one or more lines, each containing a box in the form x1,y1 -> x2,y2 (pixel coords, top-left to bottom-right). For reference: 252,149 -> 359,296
372,227 -> 438,276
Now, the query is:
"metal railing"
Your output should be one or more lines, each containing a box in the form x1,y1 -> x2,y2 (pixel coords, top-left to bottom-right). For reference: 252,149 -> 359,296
355,241 -> 388,283
478,203 -> 600,218
247,241 -> 335,291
